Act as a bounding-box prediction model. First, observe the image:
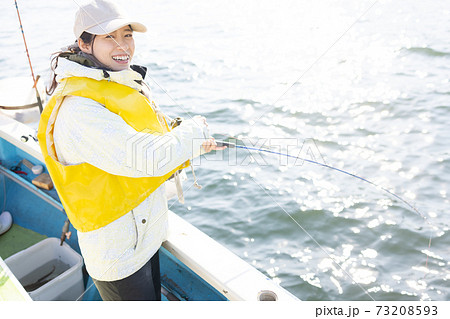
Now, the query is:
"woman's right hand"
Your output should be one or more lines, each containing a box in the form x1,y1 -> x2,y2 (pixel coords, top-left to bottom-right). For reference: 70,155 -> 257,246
202,137 -> 227,153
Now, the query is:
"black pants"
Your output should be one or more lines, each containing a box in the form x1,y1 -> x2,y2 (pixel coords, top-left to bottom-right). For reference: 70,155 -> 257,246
93,250 -> 161,301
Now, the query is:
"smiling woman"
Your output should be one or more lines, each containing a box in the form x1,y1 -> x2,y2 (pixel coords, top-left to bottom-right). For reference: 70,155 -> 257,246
2,0 -> 448,303
36,0 -> 225,301
78,26 -> 135,71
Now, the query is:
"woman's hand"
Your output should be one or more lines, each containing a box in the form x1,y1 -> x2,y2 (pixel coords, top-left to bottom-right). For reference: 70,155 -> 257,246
202,137 -> 227,153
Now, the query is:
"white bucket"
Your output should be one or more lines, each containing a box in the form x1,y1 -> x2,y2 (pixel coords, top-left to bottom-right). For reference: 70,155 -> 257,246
5,237 -> 84,301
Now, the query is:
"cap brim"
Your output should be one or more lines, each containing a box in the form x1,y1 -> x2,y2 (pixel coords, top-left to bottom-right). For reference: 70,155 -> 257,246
86,18 -> 147,36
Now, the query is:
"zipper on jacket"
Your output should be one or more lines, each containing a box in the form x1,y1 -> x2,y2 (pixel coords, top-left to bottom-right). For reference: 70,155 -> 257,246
131,210 -> 138,250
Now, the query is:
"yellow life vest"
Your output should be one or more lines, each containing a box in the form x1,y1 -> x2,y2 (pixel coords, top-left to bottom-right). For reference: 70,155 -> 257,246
37,76 -> 189,232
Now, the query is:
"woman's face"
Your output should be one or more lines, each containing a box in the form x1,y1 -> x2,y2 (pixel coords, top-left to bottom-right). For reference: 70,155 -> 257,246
80,25 -> 135,71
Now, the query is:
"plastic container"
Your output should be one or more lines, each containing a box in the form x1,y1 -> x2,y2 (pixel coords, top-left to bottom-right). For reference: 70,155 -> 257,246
32,165 -> 43,175
4,237 -> 84,301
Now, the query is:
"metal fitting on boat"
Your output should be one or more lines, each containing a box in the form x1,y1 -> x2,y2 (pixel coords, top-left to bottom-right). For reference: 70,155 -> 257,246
257,290 -> 278,301
20,134 -> 37,143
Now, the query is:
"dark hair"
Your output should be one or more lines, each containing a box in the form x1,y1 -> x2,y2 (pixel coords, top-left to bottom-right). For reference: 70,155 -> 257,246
46,32 -> 96,95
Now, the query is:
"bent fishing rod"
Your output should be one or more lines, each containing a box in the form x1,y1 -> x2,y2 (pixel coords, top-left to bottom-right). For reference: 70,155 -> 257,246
214,139 -> 428,224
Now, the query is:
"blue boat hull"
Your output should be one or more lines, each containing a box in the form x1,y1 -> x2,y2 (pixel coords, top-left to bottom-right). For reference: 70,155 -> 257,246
0,135 -> 226,301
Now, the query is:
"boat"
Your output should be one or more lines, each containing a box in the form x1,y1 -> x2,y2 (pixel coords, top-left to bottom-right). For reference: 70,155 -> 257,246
0,76 -> 298,301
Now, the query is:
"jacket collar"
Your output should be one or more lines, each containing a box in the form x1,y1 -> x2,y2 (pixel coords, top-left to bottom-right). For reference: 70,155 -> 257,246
55,57 -> 146,92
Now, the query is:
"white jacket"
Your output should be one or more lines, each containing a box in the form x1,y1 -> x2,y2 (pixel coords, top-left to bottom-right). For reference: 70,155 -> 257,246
52,58 -> 208,281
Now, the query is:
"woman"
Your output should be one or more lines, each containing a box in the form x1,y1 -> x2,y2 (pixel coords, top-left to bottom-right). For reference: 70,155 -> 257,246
37,0 -> 225,301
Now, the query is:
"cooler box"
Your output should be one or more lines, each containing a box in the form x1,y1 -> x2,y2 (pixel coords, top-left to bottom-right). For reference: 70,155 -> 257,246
5,237 -> 84,301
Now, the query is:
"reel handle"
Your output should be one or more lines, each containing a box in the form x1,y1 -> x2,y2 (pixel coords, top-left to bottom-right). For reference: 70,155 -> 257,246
215,140 -> 236,148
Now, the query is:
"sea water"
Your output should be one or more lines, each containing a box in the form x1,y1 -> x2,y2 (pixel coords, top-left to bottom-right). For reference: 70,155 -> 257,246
0,0 -> 448,300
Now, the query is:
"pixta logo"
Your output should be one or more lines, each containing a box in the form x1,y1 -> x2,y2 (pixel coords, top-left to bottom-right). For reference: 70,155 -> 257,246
125,129 -> 176,175
192,137 -> 326,167
126,130 -> 326,172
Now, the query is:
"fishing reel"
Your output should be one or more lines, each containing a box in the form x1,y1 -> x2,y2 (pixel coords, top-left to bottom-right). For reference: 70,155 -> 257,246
170,117 -> 183,129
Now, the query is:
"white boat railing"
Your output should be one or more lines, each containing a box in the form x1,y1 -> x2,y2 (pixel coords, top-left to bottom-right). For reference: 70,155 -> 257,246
164,212 -> 298,301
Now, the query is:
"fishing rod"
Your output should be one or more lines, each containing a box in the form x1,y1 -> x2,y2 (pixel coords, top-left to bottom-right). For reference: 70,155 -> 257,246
215,139 -> 428,223
14,0 -> 43,114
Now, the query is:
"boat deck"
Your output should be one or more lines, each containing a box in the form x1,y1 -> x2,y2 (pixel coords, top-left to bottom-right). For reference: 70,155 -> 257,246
0,224 -> 47,260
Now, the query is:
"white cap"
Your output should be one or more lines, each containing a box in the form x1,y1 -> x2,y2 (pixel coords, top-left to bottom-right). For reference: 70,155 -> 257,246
73,0 -> 147,39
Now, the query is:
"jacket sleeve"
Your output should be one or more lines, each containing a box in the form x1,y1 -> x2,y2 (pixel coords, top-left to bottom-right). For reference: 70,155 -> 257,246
53,95 -> 208,177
